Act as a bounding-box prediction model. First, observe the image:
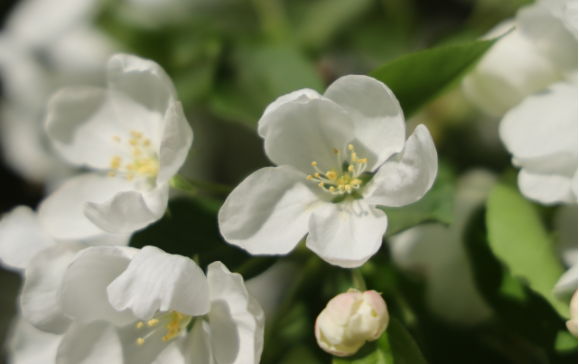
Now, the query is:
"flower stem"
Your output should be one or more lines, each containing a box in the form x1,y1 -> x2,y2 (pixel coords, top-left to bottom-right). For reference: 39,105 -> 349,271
170,175 -> 233,195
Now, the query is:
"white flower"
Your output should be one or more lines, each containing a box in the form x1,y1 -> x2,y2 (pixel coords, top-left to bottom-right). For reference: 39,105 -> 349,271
218,75 -> 438,268
499,82 -> 577,204
51,245 -> 263,364
389,170 -> 495,326
0,0 -> 117,188
38,54 -> 193,238
315,289 -> 389,357
553,203 -> 578,297
5,315 -> 63,364
462,0 -> 578,117
567,290 -> 578,337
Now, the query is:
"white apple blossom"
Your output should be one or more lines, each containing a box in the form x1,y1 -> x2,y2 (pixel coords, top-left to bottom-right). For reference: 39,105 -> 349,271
315,289 -> 389,356
0,0 -> 117,189
389,170 -> 495,326
4,315 -> 63,364
49,245 -> 263,364
567,290 -> 578,337
218,75 -> 438,268
553,204 -> 578,297
38,54 -> 193,239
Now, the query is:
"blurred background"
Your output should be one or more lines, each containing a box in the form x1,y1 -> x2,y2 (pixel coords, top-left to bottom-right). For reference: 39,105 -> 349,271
1,0 -> 574,363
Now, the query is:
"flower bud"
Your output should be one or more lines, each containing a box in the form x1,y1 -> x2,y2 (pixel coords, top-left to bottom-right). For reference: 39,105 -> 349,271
315,289 -> 389,356
567,290 -> 578,338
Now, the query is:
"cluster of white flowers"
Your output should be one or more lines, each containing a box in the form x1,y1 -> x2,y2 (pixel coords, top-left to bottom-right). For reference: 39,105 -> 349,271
463,0 -> 578,304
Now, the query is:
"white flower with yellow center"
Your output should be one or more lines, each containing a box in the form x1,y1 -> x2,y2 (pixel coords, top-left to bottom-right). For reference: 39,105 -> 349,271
218,75 -> 438,268
50,246 -> 264,364
37,53 -> 193,238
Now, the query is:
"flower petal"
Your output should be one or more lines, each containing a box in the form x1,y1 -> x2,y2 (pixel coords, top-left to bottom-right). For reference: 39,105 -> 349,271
21,243 -> 85,334
554,264 -> 578,296
218,166 -> 322,255
181,320 -> 214,364
107,53 -> 177,123
260,98 -> 355,175
0,205 -> 55,271
258,88 -> 322,137
6,315 -> 62,364
366,124 -> 438,207
156,102 -> 193,185
306,200 -> 387,268
207,262 -> 265,364
84,182 -> 169,234
57,246 -> 139,326
45,86 -> 133,170
56,321 -> 123,364
324,75 -> 406,170
107,246 -> 210,320
38,173 -> 134,240
518,169 -> 577,204
500,82 -> 578,163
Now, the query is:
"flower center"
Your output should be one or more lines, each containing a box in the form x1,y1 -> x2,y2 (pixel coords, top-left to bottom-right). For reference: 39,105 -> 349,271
307,144 -> 368,195
134,310 -> 192,346
109,130 -> 159,183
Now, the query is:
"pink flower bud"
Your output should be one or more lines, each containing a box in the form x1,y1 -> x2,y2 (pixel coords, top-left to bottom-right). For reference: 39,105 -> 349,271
567,290 -> 578,338
315,290 -> 389,356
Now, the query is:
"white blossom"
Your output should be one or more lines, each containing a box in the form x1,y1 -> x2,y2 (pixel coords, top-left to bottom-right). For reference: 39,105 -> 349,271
218,75 -> 438,268
567,290 -> 578,337
38,54 -> 193,239
315,289 -> 388,357
5,315 -> 62,364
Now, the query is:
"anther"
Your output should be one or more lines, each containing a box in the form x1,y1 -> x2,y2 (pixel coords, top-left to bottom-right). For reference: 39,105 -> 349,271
136,322 -> 144,329
345,185 -> 351,192
318,182 -> 324,187
326,171 -> 337,180
136,338 -> 145,345
348,165 -> 354,172
338,185 -> 345,190
333,148 -> 339,154
307,175 -> 313,180
147,319 -> 159,327
348,144 -> 354,150
330,186 -> 336,192
127,174 -> 134,181
315,173 -> 320,178
311,161 -> 317,166
112,135 -> 121,142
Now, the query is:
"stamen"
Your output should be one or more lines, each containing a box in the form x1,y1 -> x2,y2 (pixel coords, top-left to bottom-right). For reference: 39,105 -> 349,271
315,173 -> 320,178
312,161 -> 317,166
307,175 -> 313,180
333,148 -> 339,154
113,135 -> 121,142
318,182 -> 324,187
351,152 -> 357,162
136,338 -> 145,345
326,171 -> 337,180
147,319 -> 159,327
348,165 -> 354,172
348,144 -> 354,150
345,185 -> 351,192
330,186 -> 335,192
136,322 -> 144,329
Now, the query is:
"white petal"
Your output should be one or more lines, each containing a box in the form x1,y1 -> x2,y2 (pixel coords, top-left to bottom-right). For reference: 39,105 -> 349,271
306,200 -> 387,268
107,246 -> 210,320
107,54 -> 177,135
258,89 -> 322,137
207,262 -> 265,364
5,0 -> 99,48
218,166 -> 321,255
84,182 -> 169,234
38,173 -> 134,240
152,341 -> 186,364
21,243 -> 85,334
461,21 -> 560,117
518,169 -> 577,204
554,264 -> 578,296
324,75 -> 406,170
0,205 -> 55,271
517,3 -> 578,74
500,82 -> 578,163
260,98 -> 355,175
57,246 -> 138,326
6,315 -> 62,364
564,0 -> 578,39
56,321 -> 123,364
156,102 -> 193,185
182,320 -> 214,364
45,86 -> 133,170
366,124 -> 438,207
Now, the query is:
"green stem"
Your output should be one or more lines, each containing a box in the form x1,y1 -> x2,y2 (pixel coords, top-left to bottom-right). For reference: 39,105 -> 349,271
170,175 -> 233,195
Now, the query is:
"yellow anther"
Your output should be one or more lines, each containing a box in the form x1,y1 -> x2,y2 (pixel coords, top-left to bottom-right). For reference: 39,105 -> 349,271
108,171 -> 116,177
143,139 -> 151,146
348,165 -> 354,172
136,322 -> 144,329
127,174 -> 134,181
112,135 -> 121,142
129,139 -> 138,146
358,159 -> 364,164
348,144 -> 354,150
311,161 -> 317,166
147,319 -> 159,327
136,338 -> 145,345
330,186 -> 336,192
318,182 -> 324,187
351,153 -> 357,162
338,185 -> 345,190
353,179 -> 362,185
307,175 -> 313,180
363,158 -> 367,163
333,148 -> 339,154
126,164 -> 136,171
345,185 -> 352,191
131,130 -> 143,139
132,150 -> 142,156
315,173 -> 320,178
110,156 -> 122,170
326,171 -> 337,180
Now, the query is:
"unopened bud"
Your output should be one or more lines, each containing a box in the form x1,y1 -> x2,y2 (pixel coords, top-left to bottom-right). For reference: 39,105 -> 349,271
315,289 -> 389,356
567,290 -> 578,338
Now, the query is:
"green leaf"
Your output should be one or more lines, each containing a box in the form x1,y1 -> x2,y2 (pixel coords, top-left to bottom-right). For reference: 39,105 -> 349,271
380,164 -> 454,236
333,318 -> 427,364
555,330 -> 579,353
486,184 -> 568,317
210,45 -> 324,127
279,345 -> 324,364
130,197 -> 276,280
369,38 -> 497,117
464,207 -> 571,359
